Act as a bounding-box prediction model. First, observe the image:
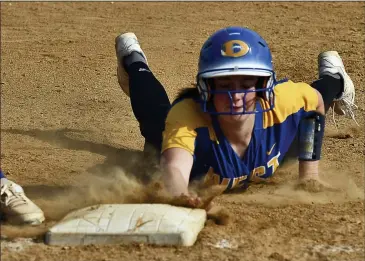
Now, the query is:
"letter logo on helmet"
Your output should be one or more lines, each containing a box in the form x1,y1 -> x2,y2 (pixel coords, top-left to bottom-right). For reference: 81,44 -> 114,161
221,40 -> 249,58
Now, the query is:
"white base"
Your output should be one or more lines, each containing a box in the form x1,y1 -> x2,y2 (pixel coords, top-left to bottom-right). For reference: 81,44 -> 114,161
45,204 -> 206,247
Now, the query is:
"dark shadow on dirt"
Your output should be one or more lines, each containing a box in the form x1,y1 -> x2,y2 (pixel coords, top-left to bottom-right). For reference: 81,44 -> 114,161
20,184 -> 76,201
2,127 -> 160,199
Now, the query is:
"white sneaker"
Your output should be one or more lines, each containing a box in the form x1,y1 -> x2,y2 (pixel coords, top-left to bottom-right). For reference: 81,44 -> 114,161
318,51 -> 358,125
1,178 -> 45,225
115,32 -> 148,97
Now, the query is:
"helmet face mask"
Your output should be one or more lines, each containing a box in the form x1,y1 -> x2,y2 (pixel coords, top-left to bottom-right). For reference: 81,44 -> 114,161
196,26 -> 276,115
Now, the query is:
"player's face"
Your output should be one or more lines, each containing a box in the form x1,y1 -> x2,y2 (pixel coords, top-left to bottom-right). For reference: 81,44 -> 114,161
212,75 -> 258,118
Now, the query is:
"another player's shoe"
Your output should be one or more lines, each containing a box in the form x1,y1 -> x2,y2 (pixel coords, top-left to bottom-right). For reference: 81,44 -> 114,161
1,178 -> 45,225
318,51 -> 358,125
115,32 -> 148,97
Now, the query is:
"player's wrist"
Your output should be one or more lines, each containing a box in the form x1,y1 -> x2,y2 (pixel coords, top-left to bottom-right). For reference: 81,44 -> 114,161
298,160 -> 319,180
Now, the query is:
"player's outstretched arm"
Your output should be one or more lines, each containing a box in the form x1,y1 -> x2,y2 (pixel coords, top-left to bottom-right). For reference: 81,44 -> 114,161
297,91 -> 337,191
298,89 -> 324,179
160,147 -> 194,197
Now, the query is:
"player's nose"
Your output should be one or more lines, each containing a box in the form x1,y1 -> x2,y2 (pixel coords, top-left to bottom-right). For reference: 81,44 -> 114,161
231,92 -> 242,100
230,92 -> 245,105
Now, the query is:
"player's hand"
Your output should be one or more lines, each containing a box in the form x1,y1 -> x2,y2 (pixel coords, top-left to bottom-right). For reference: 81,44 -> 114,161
170,193 -> 203,208
296,177 -> 340,192
170,192 -> 216,210
168,184 -> 224,210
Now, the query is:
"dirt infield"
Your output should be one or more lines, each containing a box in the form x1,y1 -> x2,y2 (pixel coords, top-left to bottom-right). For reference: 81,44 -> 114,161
1,2 -> 364,261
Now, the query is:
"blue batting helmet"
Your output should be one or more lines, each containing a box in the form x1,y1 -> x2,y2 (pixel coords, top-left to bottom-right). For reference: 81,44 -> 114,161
196,26 -> 277,115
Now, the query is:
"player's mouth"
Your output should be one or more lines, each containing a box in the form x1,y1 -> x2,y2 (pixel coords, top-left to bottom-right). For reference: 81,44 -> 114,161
231,106 -> 243,112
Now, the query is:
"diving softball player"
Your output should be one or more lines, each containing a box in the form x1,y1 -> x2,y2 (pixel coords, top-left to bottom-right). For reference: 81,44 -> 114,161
115,27 -> 357,203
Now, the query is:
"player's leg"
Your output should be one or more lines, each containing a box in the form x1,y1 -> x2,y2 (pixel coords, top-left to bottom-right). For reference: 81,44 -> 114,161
0,170 -> 45,225
115,33 -> 171,154
312,51 -> 357,122
311,74 -> 342,113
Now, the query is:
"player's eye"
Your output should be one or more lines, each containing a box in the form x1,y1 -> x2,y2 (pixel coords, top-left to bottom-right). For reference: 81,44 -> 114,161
240,83 -> 254,89
216,84 -> 231,90
240,79 -> 257,89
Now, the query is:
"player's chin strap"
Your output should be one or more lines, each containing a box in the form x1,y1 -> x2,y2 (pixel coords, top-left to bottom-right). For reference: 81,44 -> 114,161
298,113 -> 325,161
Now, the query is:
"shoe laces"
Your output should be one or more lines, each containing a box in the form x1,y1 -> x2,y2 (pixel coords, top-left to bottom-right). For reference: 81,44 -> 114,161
331,99 -> 359,129
1,182 -> 28,208
126,38 -> 139,51
117,36 -> 138,54
330,70 -> 359,128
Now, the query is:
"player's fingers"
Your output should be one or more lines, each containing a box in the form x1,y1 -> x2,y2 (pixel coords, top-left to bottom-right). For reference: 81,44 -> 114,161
187,196 -> 202,208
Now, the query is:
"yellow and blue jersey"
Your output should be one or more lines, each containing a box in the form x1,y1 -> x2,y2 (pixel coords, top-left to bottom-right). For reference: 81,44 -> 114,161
162,80 -> 319,191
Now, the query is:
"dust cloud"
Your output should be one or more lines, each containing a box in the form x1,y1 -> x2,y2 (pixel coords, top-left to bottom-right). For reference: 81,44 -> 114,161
2,162 -> 363,239
1,166 -> 226,239
225,165 -> 364,206
325,125 -> 362,139
34,167 -> 224,221
1,125 -> 363,238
